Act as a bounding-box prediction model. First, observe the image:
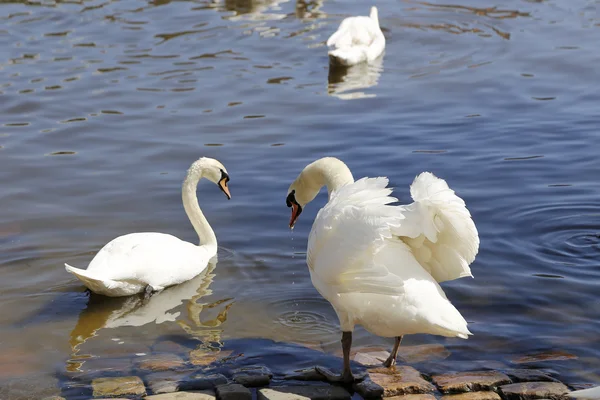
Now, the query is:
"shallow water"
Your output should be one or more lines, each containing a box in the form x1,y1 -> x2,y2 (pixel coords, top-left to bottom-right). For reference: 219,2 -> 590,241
1,0 -> 599,397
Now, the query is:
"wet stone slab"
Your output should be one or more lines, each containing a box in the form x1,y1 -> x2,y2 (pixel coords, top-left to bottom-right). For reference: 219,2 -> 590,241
284,367 -> 327,382
398,344 -> 451,363
386,395 -> 437,400
258,385 -> 351,400
499,381 -> 570,400
432,370 -> 512,393
138,354 -> 187,372
441,392 -> 502,400
92,376 -> 146,398
232,365 -> 273,387
353,376 -> 385,399
368,366 -> 435,397
146,391 -> 216,400
215,383 -> 252,400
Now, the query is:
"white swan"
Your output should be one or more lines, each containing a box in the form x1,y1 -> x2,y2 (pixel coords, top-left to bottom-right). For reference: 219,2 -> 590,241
286,157 -> 479,382
326,6 -> 385,67
571,387 -> 600,399
65,157 -> 231,297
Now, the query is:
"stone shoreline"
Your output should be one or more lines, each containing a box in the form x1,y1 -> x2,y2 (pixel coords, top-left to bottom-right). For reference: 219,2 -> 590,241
44,345 -> 593,400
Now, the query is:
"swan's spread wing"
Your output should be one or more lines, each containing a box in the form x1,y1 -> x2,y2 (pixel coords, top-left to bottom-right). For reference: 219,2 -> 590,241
307,177 -> 412,293
392,172 -> 479,283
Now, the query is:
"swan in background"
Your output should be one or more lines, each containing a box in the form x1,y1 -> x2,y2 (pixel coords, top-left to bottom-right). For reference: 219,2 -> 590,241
65,157 -> 231,297
571,386 -> 600,399
327,6 -> 385,67
286,157 -> 479,383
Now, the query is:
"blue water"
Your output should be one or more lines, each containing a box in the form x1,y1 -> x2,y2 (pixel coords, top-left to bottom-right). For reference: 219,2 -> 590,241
0,0 -> 599,397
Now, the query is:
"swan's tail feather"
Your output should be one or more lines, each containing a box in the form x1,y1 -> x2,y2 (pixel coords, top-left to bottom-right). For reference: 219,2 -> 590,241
65,263 -> 141,297
329,47 -> 367,67
571,386 -> 600,399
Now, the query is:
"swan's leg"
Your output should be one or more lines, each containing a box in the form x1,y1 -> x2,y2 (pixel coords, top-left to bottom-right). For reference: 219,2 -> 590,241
340,331 -> 354,383
315,331 -> 359,384
382,336 -> 403,368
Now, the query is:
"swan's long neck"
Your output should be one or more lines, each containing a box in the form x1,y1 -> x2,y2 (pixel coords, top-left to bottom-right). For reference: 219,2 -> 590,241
297,157 -> 355,202
182,165 -> 217,253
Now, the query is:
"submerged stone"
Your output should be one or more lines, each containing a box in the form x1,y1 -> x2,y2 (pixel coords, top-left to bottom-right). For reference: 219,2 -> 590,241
511,350 -> 578,364
232,365 -> 273,387
180,373 -> 229,391
398,344 -> 451,363
504,369 -> 560,383
138,353 -> 186,371
216,383 -> 252,400
368,366 -> 435,397
92,376 -> 146,397
432,370 -> 512,393
499,381 -> 570,400
190,349 -> 233,366
258,385 -> 351,400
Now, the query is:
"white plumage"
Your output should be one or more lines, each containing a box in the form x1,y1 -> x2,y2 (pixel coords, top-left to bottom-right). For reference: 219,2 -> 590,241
327,6 -> 385,66
65,157 -> 231,297
286,157 -> 479,380
571,387 -> 600,399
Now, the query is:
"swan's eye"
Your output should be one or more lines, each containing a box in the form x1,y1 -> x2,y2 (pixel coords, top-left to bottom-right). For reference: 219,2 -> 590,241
286,190 -> 296,208
220,169 -> 230,183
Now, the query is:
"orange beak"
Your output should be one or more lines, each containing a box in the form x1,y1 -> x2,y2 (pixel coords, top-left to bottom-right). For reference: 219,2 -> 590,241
289,202 -> 301,229
218,178 -> 231,200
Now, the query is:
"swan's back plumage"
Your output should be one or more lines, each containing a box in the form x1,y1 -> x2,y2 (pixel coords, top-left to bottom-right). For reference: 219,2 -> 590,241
306,173 -> 477,339
66,232 -> 212,297
327,6 -> 385,66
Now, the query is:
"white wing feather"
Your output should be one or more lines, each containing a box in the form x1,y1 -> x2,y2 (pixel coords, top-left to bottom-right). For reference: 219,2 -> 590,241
393,172 -> 479,283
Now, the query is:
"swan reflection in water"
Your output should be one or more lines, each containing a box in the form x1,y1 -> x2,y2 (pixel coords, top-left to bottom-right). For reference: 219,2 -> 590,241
327,56 -> 384,100
67,261 -> 234,372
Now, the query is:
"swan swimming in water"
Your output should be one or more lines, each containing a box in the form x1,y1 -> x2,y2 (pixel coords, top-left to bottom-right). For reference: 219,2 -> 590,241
286,157 -> 479,383
327,6 -> 385,67
65,157 -> 231,297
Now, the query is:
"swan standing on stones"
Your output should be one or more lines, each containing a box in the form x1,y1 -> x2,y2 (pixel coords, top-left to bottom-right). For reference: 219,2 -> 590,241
286,157 -> 479,383
327,6 -> 385,67
65,157 -> 231,297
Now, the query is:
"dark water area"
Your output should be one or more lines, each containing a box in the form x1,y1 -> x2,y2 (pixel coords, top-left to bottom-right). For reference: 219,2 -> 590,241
0,0 -> 599,397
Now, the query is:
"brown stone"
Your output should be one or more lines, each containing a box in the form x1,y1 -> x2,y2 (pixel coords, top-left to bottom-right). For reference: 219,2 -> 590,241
368,366 -> 435,396
442,392 -> 501,400
354,350 -> 390,366
399,344 -> 451,363
386,395 -> 437,400
511,350 -> 577,364
354,377 -> 384,398
92,376 -> 146,397
500,381 -> 570,400
190,349 -> 233,366
432,371 -> 512,393
138,354 -> 186,371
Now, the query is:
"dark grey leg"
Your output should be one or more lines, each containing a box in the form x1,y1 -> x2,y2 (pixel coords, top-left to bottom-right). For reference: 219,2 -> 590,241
340,331 -> 354,383
143,285 -> 154,301
383,336 -> 403,368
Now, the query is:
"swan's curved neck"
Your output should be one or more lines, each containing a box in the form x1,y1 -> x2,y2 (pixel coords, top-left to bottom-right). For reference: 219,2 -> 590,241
300,157 -> 355,201
182,166 -> 217,253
